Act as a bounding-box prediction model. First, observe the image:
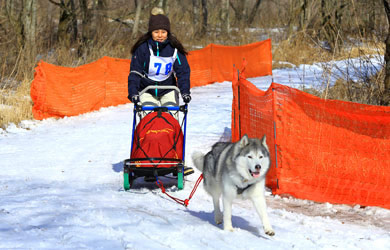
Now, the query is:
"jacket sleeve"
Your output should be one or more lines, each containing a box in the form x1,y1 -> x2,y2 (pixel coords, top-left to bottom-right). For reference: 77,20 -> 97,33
174,52 -> 191,96
127,45 -> 147,101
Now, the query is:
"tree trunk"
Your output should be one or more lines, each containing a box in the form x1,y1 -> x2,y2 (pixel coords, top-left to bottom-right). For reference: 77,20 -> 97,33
320,0 -> 335,51
382,0 -> 390,105
80,0 -> 92,44
287,0 -> 295,36
319,0 -> 347,52
192,0 -> 200,34
70,0 -> 77,42
55,0 -> 77,46
230,0 -> 247,25
201,0 -> 208,36
22,0 -> 37,63
22,0 -> 37,47
247,0 -> 262,25
94,0 -> 107,36
299,0 -> 307,31
5,1 -> 23,47
132,0 -> 142,39
369,0 -> 378,34
97,0 -> 107,9
320,0 -> 329,34
158,0 -> 167,11
221,0 -> 230,35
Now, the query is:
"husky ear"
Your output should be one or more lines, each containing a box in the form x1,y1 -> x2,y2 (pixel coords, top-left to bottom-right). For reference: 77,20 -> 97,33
239,134 -> 250,148
261,135 -> 269,150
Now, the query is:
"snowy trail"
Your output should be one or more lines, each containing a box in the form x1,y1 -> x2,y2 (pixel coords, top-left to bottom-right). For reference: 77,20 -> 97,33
1,76 -> 389,249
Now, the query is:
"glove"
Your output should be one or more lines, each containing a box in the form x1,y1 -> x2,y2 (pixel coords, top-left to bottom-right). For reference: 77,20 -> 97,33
182,94 -> 191,104
131,95 -> 143,111
131,95 -> 140,104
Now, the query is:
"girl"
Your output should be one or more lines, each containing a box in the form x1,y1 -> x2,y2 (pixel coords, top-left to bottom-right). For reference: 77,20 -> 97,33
127,9 -> 191,108
127,9 -> 193,177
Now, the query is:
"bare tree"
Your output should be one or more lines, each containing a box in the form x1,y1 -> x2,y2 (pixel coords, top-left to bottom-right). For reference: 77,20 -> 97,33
229,0 -> 263,26
230,0 -> 247,25
319,0 -> 347,52
23,0 -> 37,49
22,0 -> 37,63
158,0 -> 168,12
192,0 -> 200,34
221,0 -> 230,35
298,0 -> 307,31
247,0 -> 263,25
4,1 -> 37,59
4,1 -> 22,48
94,0 -> 107,35
80,0 -> 92,44
382,0 -> 390,105
201,0 -> 208,35
49,0 -> 78,46
132,0 -> 143,39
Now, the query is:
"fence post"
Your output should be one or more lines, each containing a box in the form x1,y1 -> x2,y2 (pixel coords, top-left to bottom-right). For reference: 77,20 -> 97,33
272,86 -> 279,189
237,69 -> 242,139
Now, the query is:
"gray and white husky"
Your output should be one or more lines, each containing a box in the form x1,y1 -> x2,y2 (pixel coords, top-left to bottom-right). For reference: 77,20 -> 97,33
192,134 -> 275,236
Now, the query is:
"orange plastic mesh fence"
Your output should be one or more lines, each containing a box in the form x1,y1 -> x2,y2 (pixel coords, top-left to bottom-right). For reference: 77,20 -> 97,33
231,69 -> 278,190
31,40 -> 272,120
31,56 -> 130,119
232,72 -> 390,209
188,39 -> 272,87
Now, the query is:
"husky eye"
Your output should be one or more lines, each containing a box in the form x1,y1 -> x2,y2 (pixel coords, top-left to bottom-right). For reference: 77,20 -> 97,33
248,155 -> 253,159
259,156 -> 263,159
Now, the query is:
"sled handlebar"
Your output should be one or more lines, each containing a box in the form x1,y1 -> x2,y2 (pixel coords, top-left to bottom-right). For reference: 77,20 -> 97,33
139,85 -> 181,96
135,105 -> 187,112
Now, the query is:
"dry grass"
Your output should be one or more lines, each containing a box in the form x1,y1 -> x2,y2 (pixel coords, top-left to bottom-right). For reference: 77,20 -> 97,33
271,32 -> 387,105
324,69 -> 386,105
272,33 -> 331,67
0,78 -> 33,130
272,32 -> 385,68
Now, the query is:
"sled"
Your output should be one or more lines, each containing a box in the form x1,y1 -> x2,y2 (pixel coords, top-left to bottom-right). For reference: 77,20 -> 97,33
123,86 -> 188,190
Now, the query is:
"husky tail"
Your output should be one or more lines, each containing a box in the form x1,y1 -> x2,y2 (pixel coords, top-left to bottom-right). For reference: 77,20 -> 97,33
191,151 -> 205,172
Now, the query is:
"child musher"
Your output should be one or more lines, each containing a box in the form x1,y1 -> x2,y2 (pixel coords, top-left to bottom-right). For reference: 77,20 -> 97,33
127,8 -> 193,177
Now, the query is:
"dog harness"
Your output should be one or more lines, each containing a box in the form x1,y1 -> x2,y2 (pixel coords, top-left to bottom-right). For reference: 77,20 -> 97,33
236,183 -> 254,195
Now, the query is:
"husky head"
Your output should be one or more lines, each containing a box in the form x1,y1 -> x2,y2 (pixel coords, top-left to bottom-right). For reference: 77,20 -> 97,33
234,134 -> 271,181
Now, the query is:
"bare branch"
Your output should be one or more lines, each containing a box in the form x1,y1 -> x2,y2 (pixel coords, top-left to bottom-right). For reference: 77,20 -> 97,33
48,0 -> 61,7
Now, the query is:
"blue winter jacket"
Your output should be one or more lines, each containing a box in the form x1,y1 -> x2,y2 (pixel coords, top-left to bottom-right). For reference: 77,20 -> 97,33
127,38 -> 191,100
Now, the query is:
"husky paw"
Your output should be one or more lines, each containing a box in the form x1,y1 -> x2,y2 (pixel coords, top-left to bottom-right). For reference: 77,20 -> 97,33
223,225 -> 234,232
265,229 -> 275,236
214,213 -> 223,225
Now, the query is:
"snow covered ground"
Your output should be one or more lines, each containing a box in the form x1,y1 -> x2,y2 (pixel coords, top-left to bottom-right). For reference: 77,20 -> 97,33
0,63 -> 389,249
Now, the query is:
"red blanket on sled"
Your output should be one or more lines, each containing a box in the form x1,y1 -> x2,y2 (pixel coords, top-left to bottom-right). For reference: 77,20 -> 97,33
131,111 -> 183,168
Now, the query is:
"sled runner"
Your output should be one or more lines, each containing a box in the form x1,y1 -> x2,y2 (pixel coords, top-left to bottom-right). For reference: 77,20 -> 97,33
123,86 -> 189,190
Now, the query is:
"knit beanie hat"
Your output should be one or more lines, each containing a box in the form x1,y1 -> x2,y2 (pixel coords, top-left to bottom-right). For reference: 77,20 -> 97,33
148,14 -> 171,33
